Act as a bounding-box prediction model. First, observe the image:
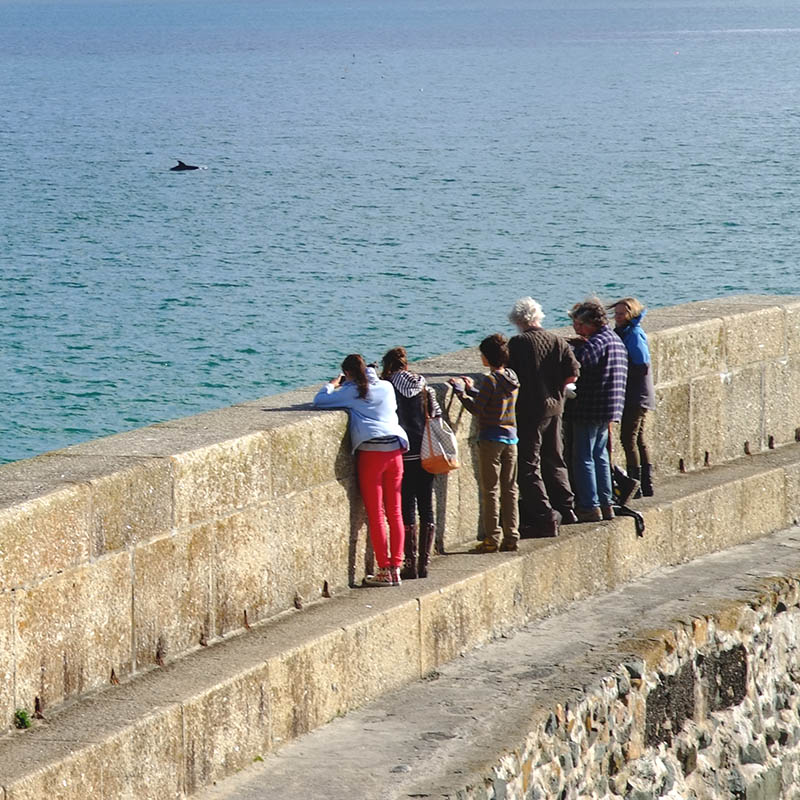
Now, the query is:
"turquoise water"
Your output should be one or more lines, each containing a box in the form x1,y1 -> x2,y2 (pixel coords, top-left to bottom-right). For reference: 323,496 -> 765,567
2,0 -> 800,464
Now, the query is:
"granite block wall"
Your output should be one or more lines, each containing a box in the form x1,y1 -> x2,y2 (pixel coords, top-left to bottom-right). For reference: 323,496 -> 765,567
1,294 -> 800,733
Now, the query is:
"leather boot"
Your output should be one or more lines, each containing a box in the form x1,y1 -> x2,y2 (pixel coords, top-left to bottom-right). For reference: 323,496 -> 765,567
641,464 -> 654,497
628,466 -> 642,499
613,466 -> 640,506
400,523 -> 418,580
418,522 -> 436,578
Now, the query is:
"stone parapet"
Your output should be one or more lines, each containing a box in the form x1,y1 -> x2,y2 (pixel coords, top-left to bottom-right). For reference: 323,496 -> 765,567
1,294 -> 800,741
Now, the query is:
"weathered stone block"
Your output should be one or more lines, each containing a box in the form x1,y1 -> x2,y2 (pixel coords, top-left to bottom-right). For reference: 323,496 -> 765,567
269,414 -> 351,497
3,743 -> 107,800
211,482 -> 356,637
183,666 -> 271,794
98,707 -> 185,800
90,457 -> 174,555
268,481 -> 355,602
341,600 -> 421,706
172,431 -> 271,528
14,553 -> 132,714
668,483 -> 741,563
784,462 -> 800,526
0,591 -> 13,731
437,469 -> 465,553
482,557 -> 528,636
419,572 -> 489,673
648,331 -> 660,385
723,307 -> 786,368
764,356 -> 800,448
209,506 -> 276,637
651,383 -> 691,475
455,445 -> 481,543
437,393 -> 479,548
783,300 -> 800,356
719,366 -> 765,462
1,701 -> 184,799
0,454 -> 174,558
133,528 -> 213,668
688,374 -> 725,470
606,506 -> 673,588
520,528 -> 612,621
0,485 -> 91,590
267,631 -> 355,744
654,320 -> 724,385
738,470 -> 787,544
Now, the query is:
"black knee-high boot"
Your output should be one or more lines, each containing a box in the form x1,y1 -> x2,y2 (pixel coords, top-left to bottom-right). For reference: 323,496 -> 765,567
641,464 -> 654,497
418,522 -> 435,578
401,524 -> 418,580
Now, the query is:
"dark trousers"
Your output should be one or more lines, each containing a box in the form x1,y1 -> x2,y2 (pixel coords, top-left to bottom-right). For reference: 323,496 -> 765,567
401,458 -> 435,526
517,414 -> 574,526
620,406 -> 650,471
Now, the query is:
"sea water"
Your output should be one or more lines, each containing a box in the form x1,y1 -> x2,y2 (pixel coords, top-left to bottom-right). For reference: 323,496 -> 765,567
2,0 -> 799,463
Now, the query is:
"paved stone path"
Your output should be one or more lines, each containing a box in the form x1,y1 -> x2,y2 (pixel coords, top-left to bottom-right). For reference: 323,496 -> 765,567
197,526 -> 800,800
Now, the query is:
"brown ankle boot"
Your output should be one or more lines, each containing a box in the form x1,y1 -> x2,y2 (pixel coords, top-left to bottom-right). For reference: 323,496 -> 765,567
400,523 -> 418,580
418,522 -> 435,578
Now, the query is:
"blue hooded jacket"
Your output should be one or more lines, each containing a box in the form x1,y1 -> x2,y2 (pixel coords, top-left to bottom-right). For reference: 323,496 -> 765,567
313,366 -> 409,453
615,312 -> 656,411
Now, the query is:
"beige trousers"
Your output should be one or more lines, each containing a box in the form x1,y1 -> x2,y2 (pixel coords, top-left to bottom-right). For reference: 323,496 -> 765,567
478,440 -> 520,546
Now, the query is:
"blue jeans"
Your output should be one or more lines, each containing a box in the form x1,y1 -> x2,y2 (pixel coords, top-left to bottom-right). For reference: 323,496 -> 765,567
572,421 -> 612,509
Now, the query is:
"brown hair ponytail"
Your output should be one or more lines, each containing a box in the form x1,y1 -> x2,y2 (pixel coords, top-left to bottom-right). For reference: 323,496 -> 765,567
341,354 -> 369,399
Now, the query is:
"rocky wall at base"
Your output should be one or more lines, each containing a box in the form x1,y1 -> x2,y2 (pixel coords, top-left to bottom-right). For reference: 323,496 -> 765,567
451,576 -> 800,800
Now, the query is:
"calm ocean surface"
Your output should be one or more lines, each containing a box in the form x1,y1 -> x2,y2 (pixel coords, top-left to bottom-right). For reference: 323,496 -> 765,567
2,0 -> 799,464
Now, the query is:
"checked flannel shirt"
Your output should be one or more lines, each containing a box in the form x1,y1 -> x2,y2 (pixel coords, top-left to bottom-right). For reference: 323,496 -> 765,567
570,325 -> 628,423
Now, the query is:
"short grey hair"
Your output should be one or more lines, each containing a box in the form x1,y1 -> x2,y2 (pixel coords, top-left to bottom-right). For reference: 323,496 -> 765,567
508,297 -> 545,329
568,297 -> 608,328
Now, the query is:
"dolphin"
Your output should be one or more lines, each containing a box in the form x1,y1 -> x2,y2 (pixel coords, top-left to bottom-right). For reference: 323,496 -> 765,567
170,160 -> 200,171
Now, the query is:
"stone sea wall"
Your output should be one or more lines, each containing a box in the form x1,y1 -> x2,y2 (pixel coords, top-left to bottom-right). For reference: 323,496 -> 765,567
451,574 -> 800,800
1,294 -> 800,735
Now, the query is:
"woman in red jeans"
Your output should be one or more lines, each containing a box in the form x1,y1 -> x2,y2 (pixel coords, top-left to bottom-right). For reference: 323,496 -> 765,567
313,354 -> 409,586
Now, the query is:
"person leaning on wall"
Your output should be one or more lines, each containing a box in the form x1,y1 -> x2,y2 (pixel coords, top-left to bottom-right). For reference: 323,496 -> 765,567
449,333 -> 521,553
381,346 -> 442,579
567,298 -> 628,522
610,297 -> 655,497
313,354 -> 409,587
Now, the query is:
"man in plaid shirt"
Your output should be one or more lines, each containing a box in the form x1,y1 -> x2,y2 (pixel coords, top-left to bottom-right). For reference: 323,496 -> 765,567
568,298 -> 628,522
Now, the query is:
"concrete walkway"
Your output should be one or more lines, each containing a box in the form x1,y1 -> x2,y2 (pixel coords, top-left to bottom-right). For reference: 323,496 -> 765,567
196,526 -> 800,800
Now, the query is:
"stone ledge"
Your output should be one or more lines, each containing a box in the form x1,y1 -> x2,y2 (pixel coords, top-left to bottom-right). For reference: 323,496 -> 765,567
199,527 -> 800,800
4,444 -> 800,798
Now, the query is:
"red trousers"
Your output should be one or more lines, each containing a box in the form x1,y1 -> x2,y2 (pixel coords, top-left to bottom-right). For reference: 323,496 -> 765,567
358,449 -> 405,569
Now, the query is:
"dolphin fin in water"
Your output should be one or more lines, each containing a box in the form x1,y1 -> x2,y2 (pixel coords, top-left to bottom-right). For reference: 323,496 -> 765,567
170,160 -> 200,171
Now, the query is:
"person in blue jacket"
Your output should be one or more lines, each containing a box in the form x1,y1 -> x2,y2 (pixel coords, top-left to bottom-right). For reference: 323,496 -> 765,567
611,297 -> 656,497
313,354 -> 410,586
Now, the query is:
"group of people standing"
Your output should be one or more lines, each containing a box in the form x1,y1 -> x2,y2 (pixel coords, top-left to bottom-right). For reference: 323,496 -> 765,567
313,295 -> 654,586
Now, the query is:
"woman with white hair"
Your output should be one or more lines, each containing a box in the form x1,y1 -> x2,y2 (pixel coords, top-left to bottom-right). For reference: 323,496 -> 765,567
507,297 -> 580,537
508,296 -> 545,330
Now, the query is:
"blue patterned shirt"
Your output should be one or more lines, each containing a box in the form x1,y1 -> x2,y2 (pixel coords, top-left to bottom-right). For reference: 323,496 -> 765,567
571,326 -> 628,423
